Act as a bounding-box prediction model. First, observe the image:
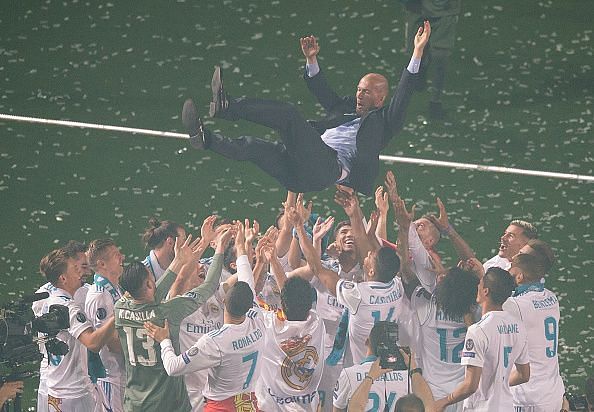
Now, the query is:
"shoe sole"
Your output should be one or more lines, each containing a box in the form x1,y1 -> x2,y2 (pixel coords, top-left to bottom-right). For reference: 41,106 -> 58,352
182,99 -> 204,149
209,66 -> 223,117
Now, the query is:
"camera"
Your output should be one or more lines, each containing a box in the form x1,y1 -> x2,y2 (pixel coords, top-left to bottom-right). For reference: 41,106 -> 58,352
0,293 -> 70,367
374,321 -> 407,371
566,392 -> 589,411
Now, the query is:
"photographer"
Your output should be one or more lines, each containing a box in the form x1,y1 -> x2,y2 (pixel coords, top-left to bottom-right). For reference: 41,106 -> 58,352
0,381 -> 23,409
334,323 -> 434,412
39,248 -> 117,411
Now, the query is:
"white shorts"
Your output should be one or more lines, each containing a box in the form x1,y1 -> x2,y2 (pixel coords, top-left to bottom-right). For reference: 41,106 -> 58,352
48,386 -> 101,412
97,379 -> 125,412
37,378 -> 49,412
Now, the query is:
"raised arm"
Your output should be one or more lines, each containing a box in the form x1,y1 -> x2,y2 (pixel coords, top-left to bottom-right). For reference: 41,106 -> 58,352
275,191 -> 296,258
385,171 -> 419,298
374,186 -> 389,241
313,215 -> 335,258
234,221 -> 256,293
335,185 -> 374,261
426,197 -> 476,262
156,234 -> 202,302
287,207 -> 340,296
300,35 -> 320,66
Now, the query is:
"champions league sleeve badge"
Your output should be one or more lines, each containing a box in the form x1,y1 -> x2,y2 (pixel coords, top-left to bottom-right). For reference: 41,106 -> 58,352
96,307 -> 107,320
76,312 -> 87,323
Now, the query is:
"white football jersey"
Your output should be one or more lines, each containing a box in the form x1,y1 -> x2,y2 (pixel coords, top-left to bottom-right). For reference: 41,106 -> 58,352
408,225 -> 438,292
85,274 -> 125,386
160,307 -> 265,401
161,253 -> 264,401
461,310 -> 529,412
257,272 -> 283,311
333,357 -> 409,411
178,286 -> 225,408
483,254 -> 511,272
143,250 -> 166,281
336,278 -> 406,365
256,309 -> 326,411
313,259 -> 362,342
34,282 -> 90,392
411,287 -> 466,409
43,289 -> 96,399
504,285 -> 564,410
33,282 -> 60,390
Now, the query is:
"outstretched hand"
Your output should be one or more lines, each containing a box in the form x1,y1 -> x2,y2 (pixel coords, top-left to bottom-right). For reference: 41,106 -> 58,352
200,215 -> 218,246
174,234 -> 202,265
393,196 -> 415,230
334,185 -> 359,217
413,20 -> 431,57
144,320 -> 170,343
384,171 -> 399,205
295,193 -> 313,223
313,216 -> 335,244
300,35 -> 320,63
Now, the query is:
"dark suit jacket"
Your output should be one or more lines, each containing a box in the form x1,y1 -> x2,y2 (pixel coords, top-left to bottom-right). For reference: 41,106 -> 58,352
304,67 -> 417,196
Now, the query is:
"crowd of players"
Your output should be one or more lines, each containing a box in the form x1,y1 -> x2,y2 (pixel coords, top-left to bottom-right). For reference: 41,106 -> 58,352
31,171 -> 567,412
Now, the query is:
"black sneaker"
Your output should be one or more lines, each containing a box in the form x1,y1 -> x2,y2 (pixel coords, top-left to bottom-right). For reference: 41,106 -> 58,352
208,65 -> 229,118
182,99 -> 205,149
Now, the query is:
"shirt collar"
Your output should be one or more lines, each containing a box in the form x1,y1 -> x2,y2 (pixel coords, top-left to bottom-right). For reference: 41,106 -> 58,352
360,355 -> 378,364
513,281 -> 544,297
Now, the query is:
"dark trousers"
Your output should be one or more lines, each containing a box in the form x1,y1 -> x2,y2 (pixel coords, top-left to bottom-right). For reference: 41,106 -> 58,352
208,98 -> 341,193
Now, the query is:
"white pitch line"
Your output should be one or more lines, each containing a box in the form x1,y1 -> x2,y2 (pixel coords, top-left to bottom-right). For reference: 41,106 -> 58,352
1,113 -> 593,182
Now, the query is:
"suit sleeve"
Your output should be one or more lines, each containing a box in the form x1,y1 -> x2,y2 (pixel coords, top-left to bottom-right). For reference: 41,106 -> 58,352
383,68 -> 417,136
303,66 -> 354,115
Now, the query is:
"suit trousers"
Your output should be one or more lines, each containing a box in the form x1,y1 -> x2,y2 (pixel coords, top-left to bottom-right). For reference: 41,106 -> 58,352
208,98 -> 341,193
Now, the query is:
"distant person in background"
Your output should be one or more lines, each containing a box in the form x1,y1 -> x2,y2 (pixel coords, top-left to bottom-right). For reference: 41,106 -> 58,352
483,220 -> 537,272
142,217 -> 186,281
403,0 -> 461,119
0,381 -> 24,409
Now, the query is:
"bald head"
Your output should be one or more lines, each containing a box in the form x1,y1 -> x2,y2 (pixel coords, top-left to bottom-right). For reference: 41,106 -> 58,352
356,73 -> 389,115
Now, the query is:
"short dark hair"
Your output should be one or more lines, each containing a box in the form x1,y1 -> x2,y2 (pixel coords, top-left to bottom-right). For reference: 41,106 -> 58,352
510,220 -> 538,240
142,217 -> 183,250
333,221 -> 351,239
395,394 -> 425,412
374,247 -> 400,283
281,276 -> 313,321
483,267 -> 516,305
526,239 -> 555,273
39,249 -> 69,285
225,281 -> 254,317
62,240 -> 87,257
512,253 -> 546,281
434,267 -> 478,320
87,238 -> 116,269
120,262 -> 150,298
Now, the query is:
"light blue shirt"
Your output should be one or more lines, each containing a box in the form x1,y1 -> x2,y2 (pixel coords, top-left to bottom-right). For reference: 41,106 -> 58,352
320,118 -> 360,182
